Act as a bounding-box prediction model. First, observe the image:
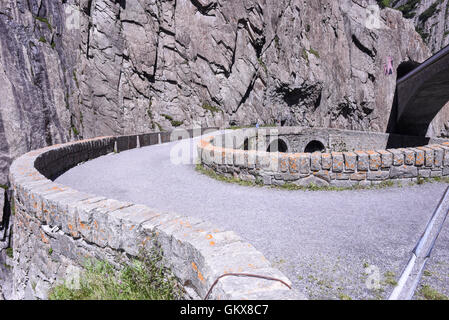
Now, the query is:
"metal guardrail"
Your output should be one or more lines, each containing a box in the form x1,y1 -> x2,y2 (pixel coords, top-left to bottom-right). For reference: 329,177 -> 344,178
389,186 -> 449,300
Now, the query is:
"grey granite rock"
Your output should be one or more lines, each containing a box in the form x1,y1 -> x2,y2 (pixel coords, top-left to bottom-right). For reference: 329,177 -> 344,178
0,0 -> 434,186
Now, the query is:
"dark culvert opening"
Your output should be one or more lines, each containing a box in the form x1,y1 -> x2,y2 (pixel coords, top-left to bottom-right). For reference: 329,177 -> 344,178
243,138 -> 249,151
304,140 -> 325,153
267,139 -> 288,153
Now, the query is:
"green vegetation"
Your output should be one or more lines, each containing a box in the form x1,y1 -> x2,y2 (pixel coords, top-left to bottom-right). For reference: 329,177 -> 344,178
71,125 -> 80,137
6,247 -> 13,259
383,271 -> 397,286
376,0 -> 391,9
196,164 -> 417,192
302,48 -> 309,63
257,58 -> 268,74
72,70 -> 79,89
196,164 -> 263,187
38,36 -> 47,44
48,248 -> 53,256
308,48 -> 320,59
162,114 -> 183,127
338,293 -> 352,300
0,184 -> 8,190
419,0 -> 443,23
34,16 -> 53,32
301,48 -> 320,63
397,0 -> 421,18
417,285 -> 449,300
201,102 -> 222,115
49,250 -> 181,300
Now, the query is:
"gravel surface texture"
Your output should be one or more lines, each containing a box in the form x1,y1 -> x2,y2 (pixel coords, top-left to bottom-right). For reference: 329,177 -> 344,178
55,133 -> 449,299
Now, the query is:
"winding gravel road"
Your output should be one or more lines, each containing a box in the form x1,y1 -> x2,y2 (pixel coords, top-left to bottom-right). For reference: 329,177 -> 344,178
56,132 -> 449,300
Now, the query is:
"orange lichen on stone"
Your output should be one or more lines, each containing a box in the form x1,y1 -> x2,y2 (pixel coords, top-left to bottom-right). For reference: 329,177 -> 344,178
79,221 -> 88,230
191,262 -> 205,283
40,231 -> 49,244
209,241 -> 215,246
206,234 -> 213,240
416,153 -> 425,165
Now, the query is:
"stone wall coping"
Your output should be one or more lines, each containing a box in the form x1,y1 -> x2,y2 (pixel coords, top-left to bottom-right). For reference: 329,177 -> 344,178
198,128 -> 449,187
9,129 -> 303,300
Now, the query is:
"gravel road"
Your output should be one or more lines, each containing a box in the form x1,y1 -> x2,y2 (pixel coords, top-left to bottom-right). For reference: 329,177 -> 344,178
56,133 -> 449,300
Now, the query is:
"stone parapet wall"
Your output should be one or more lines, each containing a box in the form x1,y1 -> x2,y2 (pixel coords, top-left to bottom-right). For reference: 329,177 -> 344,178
9,128 -> 301,300
198,128 -> 449,188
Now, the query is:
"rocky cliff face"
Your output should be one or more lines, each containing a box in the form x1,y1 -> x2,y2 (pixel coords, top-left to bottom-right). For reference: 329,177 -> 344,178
391,0 -> 449,137
392,0 -> 449,54
0,0 -> 432,187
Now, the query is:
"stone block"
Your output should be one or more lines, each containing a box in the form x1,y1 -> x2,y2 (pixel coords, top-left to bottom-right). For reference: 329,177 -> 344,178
387,149 -> 404,166
428,146 -> 443,167
400,148 -> 416,166
390,165 -> 418,179
411,148 -> 425,166
288,155 -> 299,173
350,172 -> 367,181
310,152 -> 322,171
279,154 -> 289,173
417,147 -> 434,167
367,151 -> 381,171
313,170 -> 331,183
332,152 -> 344,173
343,152 -> 356,172
355,151 -> 369,171
321,153 -> 332,170
299,153 -> 311,174
418,169 -> 431,178
376,150 -> 393,168
296,175 -> 329,187
367,170 -> 390,181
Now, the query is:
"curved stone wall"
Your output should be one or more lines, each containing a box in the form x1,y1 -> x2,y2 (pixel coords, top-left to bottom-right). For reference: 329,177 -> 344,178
9,129 -> 301,300
198,127 -> 449,187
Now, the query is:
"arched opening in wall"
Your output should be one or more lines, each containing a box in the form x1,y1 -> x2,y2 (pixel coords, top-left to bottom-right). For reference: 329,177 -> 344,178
267,139 -> 288,153
304,140 -> 325,153
397,60 -> 420,80
243,138 -> 249,151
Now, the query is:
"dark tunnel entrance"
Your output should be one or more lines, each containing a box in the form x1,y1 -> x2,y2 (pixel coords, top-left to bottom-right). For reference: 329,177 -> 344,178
267,139 -> 288,153
304,140 -> 325,153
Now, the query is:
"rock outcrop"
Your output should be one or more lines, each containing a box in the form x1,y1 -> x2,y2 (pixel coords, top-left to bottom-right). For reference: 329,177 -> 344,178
0,0 -> 433,187
392,0 -> 449,54
391,0 -> 449,137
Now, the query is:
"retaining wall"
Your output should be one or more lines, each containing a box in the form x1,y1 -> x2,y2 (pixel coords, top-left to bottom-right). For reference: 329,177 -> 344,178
198,128 -> 449,187
9,128 -> 301,300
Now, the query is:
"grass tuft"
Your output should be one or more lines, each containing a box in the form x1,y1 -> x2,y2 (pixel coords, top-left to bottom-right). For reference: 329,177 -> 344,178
49,250 -> 181,300
418,285 -> 449,300
197,164 -> 449,192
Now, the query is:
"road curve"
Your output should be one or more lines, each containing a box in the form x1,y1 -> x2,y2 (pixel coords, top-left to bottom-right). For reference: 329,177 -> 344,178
55,132 -> 449,300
